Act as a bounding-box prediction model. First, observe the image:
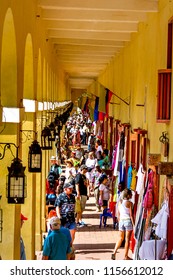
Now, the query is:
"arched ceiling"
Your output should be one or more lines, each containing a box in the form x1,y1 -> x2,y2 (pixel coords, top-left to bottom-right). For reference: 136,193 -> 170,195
38,0 -> 158,90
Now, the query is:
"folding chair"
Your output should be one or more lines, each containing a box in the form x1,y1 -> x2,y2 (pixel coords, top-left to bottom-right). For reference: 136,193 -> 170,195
99,208 -> 114,228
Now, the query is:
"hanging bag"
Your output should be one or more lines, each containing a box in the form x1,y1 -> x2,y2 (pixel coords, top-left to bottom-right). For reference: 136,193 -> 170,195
143,182 -> 154,210
75,198 -> 81,213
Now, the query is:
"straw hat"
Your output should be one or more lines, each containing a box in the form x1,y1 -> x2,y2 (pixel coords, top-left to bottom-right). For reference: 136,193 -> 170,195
65,158 -> 74,166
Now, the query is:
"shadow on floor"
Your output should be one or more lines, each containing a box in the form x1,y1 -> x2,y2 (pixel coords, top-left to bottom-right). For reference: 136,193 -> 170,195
74,243 -> 115,250
76,224 -> 117,232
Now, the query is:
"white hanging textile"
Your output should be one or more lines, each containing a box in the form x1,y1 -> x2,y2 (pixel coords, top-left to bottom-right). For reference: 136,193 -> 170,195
151,200 -> 169,239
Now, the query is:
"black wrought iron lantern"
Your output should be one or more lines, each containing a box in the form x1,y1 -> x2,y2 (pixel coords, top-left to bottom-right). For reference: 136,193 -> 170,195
28,140 -> 42,172
41,126 -> 52,150
7,157 -> 26,204
48,122 -> 56,141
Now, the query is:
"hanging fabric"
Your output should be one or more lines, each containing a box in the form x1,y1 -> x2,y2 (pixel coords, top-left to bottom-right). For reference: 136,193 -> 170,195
139,239 -> 167,260
151,200 -> 169,240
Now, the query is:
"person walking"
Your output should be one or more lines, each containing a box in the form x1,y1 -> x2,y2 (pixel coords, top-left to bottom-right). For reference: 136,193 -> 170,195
46,155 -> 62,205
64,158 -> 76,184
55,182 -> 76,243
91,165 -> 102,212
85,151 -> 97,194
47,214 -> 75,260
42,216 -> 71,260
111,188 -> 134,260
75,164 -> 89,226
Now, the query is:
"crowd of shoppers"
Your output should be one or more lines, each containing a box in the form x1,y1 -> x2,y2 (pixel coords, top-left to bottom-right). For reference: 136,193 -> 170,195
43,109 -> 134,261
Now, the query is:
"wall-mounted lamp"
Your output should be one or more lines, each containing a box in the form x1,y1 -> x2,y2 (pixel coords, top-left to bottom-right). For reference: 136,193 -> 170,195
48,122 -> 57,141
0,195 -> 2,242
20,130 -> 42,173
28,140 -> 42,172
0,143 -> 26,204
159,131 -> 169,158
41,126 -> 52,150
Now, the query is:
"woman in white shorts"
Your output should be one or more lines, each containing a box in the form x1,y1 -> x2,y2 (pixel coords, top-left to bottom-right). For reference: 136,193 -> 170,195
111,188 -> 134,260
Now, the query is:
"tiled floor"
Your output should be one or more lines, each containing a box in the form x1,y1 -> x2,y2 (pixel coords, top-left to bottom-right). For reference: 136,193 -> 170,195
73,195 -> 132,260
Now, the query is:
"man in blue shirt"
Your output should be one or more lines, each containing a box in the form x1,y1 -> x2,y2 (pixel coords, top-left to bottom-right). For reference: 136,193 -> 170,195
55,182 -> 76,243
42,216 -> 71,260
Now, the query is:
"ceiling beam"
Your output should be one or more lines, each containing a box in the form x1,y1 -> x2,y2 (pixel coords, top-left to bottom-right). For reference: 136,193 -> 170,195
38,0 -> 158,12
54,44 -> 121,52
44,20 -> 138,32
48,29 -> 131,41
51,38 -> 125,47
41,9 -> 147,22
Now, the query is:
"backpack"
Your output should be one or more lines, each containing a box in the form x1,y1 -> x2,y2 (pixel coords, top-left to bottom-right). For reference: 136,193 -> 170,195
47,170 -> 57,189
143,182 -> 153,210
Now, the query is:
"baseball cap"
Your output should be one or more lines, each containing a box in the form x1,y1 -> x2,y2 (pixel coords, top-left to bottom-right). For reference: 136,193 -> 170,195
21,213 -> 28,221
50,156 -> 56,160
63,182 -> 74,189
49,216 -> 61,229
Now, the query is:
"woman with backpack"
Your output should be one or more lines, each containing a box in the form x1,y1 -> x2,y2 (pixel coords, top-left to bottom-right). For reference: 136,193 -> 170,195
111,188 -> 134,260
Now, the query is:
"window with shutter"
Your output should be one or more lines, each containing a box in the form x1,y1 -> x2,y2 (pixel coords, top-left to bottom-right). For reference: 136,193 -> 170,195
156,20 -> 172,122
157,69 -> 171,122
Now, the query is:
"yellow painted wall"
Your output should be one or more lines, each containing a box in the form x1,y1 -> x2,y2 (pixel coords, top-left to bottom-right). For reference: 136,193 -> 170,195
97,1 -> 173,160
0,0 -> 68,260
95,1 -> 173,208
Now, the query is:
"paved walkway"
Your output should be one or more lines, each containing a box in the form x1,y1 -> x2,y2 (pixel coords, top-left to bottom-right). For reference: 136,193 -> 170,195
73,194 -> 132,260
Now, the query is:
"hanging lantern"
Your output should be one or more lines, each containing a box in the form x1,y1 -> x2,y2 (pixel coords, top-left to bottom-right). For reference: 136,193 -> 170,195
28,140 -> 42,172
41,126 -> 52,150
48,122 -> 56,141
6,158 -> 26,204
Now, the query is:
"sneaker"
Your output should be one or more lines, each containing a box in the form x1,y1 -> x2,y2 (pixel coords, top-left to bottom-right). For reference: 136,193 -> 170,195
80,221 -> 86,225
76,222 -> 84,228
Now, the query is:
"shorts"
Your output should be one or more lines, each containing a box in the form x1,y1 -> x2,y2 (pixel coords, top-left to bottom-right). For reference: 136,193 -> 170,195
103,200 -> 108,207
65,221 -> 76,230
80,195 -> 87,212
119,219 -> 133,231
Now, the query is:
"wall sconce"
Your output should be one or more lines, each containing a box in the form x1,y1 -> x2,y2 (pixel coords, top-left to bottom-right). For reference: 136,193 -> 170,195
0,195 -> 2,242
48,122 -> 56,141
28,140 -> 42,172
41,126 -> 52,150
0,143 -> 26,204
20,130 -> 42,172
159,131 -> 169,158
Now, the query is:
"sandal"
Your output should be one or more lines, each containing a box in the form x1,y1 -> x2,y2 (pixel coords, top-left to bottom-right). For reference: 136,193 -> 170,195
124,256 -> 132,260
111,253 -> 116,260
